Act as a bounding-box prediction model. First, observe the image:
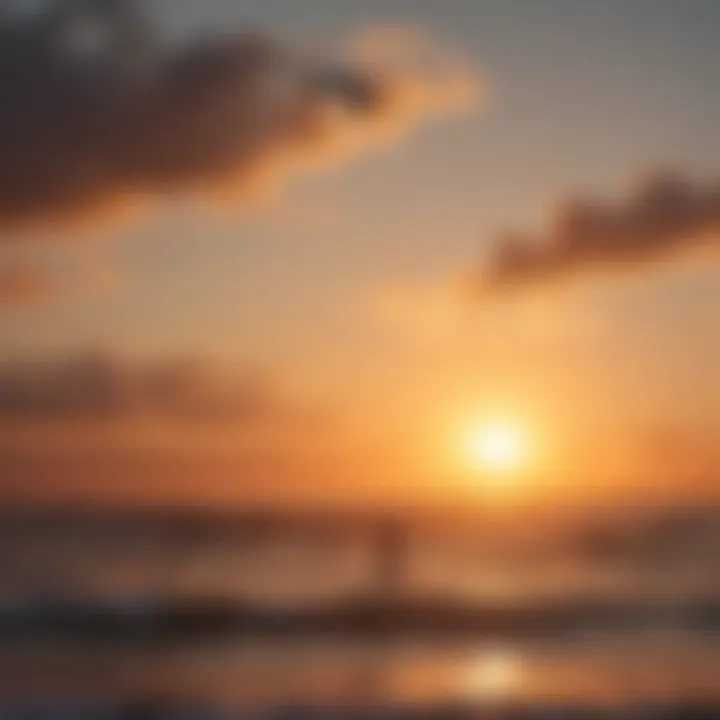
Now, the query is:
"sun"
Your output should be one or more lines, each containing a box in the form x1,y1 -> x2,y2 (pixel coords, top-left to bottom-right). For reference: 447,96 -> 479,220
464,421 -> 528,477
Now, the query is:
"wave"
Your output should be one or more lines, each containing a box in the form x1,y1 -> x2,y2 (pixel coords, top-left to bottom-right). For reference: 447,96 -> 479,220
0,699 -> 717,719
1,593 -> 719,641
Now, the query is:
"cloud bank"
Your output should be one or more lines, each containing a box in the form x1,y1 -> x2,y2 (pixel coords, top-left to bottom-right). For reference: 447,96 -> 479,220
477,171 -> 720,293
0,350 -> 358,505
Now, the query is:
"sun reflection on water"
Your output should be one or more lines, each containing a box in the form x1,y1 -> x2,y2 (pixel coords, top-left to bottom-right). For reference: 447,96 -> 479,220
459,648 -> 524,702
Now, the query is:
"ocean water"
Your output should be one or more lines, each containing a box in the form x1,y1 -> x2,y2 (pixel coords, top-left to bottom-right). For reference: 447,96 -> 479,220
0,506 -> 718,717
3,633 -> 720,705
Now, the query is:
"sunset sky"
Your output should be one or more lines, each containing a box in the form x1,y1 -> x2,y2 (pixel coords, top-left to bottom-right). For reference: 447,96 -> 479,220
0,0 -> 719,507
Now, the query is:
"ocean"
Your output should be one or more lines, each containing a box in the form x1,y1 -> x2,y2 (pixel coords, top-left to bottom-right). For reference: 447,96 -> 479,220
0,504 -> 718,718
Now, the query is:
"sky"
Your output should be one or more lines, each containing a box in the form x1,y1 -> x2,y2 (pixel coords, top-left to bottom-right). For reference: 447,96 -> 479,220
0,0 -> 719,508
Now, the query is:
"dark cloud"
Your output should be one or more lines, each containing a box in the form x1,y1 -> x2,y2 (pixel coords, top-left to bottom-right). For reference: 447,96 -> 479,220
477,171 -> 720,292
0,0 -> 474,233
0,2 -> 476,310
0,352 -> 284,424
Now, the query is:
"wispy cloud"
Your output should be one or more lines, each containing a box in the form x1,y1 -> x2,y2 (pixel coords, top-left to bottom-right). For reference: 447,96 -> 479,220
0,351 -> 288,425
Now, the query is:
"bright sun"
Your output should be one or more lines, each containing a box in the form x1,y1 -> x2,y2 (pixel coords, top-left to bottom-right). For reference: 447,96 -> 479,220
465,422 -> 528,477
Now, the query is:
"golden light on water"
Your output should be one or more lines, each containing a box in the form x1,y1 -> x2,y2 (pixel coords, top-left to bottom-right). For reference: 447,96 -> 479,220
460,650 -> 524,701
